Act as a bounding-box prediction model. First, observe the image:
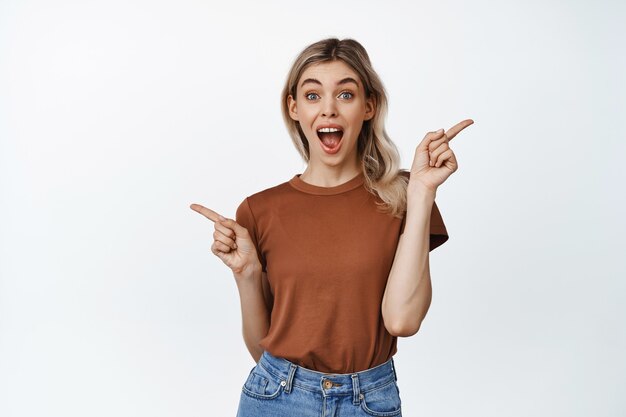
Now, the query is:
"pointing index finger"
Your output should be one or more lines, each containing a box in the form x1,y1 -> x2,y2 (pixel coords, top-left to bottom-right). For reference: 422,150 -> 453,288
445,119 -> 474,141
189,203 -> 222,223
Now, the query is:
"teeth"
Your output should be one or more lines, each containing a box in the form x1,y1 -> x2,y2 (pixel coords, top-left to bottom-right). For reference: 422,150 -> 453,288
317,127 -> 341,133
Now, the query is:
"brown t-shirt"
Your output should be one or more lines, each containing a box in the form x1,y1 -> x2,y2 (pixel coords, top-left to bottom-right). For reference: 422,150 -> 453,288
235,170 -> 448,373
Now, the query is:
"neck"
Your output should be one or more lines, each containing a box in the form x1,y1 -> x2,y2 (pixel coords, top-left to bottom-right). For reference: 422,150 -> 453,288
299,164 -> 362,188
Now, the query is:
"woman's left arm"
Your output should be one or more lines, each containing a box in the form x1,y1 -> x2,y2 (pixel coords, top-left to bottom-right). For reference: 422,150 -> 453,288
382,119 -> 474,337
382,186 -> 435,337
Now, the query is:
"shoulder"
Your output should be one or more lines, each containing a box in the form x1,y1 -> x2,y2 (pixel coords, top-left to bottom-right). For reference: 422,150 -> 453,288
235,178 -> 293,240
236,180 -> 289,230
245,179 -> 292,205
237,177 -> 295,214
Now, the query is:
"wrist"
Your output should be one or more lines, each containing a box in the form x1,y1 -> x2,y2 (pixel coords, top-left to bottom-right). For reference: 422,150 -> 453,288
407,181 -> 436,203
234,262 -> 263,283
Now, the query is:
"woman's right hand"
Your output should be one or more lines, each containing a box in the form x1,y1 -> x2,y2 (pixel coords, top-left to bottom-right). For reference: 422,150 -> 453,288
189,203 -> 262,277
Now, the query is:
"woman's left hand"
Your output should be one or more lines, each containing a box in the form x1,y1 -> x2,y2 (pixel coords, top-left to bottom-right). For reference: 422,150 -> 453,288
409,119 -> 474,193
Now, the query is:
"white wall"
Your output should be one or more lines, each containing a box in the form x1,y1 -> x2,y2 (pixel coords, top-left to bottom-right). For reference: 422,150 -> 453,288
1,0 -> 624,416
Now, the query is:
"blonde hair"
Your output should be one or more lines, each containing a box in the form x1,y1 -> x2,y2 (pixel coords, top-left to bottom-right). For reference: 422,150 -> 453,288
280,37 -> 409,218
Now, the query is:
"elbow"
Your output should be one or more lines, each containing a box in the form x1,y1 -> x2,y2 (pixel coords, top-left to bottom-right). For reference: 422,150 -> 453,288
250,345 -> 264,364
386,319 -> 422,338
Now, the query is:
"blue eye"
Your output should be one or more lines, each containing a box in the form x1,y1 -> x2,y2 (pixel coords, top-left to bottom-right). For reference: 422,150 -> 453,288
305,91 -> 353,100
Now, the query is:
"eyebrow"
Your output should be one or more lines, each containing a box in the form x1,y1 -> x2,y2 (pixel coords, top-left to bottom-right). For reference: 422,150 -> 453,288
299,77 -> 360,89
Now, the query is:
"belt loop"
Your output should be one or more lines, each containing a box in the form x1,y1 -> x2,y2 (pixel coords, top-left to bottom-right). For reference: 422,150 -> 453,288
351,374 -> 361,405
390,357 -> 398,382
284,363 -> 297,394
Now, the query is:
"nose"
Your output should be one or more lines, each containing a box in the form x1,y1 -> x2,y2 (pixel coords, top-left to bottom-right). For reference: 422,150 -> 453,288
321,97 -> 338,117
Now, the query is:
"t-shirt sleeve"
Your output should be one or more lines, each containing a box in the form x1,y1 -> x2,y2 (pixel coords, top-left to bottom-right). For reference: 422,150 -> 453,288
399,200 -> 449,251
235,197 -> 267,272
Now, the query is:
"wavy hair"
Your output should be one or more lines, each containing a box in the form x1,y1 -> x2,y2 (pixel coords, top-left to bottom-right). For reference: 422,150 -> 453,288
280,37 -> 409,218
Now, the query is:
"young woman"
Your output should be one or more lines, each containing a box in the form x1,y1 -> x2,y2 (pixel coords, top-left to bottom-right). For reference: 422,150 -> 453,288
190,37 -> 473,417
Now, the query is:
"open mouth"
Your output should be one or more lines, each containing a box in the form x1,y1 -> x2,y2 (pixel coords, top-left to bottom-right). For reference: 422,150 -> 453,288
316,127 -> 344,150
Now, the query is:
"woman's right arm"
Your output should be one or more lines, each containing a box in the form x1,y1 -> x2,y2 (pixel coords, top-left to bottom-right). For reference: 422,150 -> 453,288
235,269 -> 272,363
189,203 -> 272,363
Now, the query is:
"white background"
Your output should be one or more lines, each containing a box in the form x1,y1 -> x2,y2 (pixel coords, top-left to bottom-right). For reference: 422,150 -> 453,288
1,0 -> 625,416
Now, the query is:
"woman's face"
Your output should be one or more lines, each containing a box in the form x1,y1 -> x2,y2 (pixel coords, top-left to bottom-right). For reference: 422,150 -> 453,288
287,60 -> 375,170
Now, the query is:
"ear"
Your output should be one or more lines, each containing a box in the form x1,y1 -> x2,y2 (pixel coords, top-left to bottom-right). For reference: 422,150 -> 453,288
287,94 -> 299,121
364,94 -> 376,121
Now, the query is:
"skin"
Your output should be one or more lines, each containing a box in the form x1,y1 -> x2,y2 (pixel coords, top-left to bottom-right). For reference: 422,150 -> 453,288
286,60 -> 375,186
190,60 -> 474,358
382,119 -> 473,337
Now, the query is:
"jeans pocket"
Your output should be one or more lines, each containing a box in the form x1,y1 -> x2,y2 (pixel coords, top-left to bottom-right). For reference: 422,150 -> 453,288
241,363 -> 286,400
359,380 -> 402,416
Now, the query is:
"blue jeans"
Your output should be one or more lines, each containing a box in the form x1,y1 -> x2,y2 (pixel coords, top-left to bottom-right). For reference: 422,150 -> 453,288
236,350 -> 403,416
